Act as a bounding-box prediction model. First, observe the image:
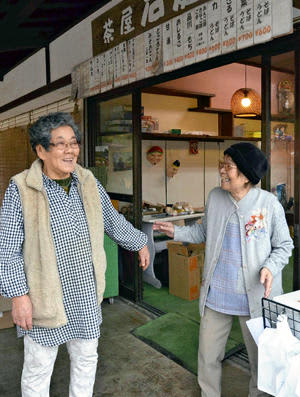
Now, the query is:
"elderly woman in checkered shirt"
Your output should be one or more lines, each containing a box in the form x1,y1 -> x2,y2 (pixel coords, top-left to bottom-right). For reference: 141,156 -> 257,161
0,112 -> 149,397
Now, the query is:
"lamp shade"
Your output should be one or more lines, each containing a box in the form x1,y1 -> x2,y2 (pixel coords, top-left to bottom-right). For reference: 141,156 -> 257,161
231,88 -> 261,117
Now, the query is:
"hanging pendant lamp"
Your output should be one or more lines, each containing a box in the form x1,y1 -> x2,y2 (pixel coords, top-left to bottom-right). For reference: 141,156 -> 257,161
231,66 -> 261,118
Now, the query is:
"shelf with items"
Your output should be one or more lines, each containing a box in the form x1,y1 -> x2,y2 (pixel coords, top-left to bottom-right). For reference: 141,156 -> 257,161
142,132 -> 261,142
143,86 -> 234,136
100,131 -> 132,136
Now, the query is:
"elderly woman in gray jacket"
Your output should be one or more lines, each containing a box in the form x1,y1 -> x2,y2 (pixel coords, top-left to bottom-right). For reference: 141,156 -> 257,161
154,142 -> 293,397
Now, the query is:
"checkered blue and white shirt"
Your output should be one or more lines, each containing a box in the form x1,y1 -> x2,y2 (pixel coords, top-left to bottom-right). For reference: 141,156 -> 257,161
0,172 -> 147,346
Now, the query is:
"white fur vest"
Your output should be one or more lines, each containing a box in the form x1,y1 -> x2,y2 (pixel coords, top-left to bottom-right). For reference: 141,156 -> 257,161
12,159 -> 106,328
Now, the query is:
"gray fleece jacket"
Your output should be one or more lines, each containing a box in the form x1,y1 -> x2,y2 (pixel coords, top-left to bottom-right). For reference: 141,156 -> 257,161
174,187 -> 294,318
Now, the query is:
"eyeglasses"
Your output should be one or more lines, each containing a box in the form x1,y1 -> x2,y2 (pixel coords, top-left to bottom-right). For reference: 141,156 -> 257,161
218,160 -> 237,171
49,141 -> 80,151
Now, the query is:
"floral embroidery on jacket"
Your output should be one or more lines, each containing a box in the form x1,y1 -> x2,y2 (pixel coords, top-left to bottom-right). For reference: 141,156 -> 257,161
245,208 -> 267,241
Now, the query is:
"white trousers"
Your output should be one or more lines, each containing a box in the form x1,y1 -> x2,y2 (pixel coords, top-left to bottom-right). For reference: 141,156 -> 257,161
21,335 -> 99,397
198,307 -> 271,397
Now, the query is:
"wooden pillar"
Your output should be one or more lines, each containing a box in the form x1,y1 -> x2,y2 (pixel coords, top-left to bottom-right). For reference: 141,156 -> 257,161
132,89 -> 143,301
261,55 -> 271,191
293,50 -> 300,290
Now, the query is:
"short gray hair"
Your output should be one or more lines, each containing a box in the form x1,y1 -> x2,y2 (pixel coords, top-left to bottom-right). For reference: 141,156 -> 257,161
29,112 -> 81,153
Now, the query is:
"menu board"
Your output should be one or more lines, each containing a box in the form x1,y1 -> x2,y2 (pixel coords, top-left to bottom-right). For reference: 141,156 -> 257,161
72,0 -> 294,98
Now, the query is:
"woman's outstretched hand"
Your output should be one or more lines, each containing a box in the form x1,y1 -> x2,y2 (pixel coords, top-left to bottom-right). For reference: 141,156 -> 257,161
153,221 -> 175,238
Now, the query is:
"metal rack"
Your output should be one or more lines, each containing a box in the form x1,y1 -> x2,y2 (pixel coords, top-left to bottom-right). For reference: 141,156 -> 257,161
262,297 -> 300,340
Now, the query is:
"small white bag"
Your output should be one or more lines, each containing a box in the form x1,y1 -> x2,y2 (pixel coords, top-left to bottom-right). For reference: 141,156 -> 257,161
258,314 -> 300,396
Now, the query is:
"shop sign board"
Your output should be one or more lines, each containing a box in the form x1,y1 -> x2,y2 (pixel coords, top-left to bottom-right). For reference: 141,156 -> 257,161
71,0 -> 293,99
237,0 -> 254,49
194,3 -> 208,61
207,0 -> 221,58
221,0 -> 237,54
92,0 -> 205,56
254,0 -> 272,44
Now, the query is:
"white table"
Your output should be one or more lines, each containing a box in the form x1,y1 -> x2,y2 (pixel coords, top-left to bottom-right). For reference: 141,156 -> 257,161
142,213 -> 204,288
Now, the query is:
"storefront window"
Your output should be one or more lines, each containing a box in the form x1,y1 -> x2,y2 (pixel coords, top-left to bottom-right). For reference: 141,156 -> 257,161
97,95 -> 133,196
270,52 -> 295,217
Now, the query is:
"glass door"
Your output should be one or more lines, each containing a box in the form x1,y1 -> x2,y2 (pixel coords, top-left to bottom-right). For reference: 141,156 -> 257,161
270,51 -> 295,292
87,92 -> 142,301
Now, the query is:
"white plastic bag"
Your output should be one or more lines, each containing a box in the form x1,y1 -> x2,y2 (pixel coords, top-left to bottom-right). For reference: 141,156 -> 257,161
258,314 -> 300,396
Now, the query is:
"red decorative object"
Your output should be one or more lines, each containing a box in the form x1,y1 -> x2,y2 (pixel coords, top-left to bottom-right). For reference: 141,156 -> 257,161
189,140 -> 198,154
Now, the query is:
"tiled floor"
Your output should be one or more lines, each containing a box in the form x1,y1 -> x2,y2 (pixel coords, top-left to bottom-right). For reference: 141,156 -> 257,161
0,298 -> 250,396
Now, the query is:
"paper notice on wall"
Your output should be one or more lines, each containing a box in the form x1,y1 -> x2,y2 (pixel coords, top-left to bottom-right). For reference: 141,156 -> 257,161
119,42 -> 129,86
272,0 -> 293,38
254,0 -> 272,44
113,45 -> 121,88
100,53 -> 107,93
207,0 -> 221,58
163,20 -> 174,72
183,9 -> 195,66
237,0 -> 254,49
221,0 -> 237,54
71,65 -> 80,100
194,4 -> 208,62
152,25 -> 163,75
172,15 -> 184,69
93,55 -> 101,94
144,28 -> 154,78
81,60 -> 90,98
88,57 -> 99,95
135,33 -> 145,81
106,49 -> 114,91
127,38 -> 137,83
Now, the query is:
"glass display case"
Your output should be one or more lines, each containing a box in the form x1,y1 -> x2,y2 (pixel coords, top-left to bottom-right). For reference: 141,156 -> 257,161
90,93 -> 137,297
97,94 -> 133,196
271,52 -> 295,215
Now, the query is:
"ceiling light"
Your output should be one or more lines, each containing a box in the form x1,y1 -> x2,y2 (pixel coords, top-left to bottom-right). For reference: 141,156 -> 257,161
231,66 -> 261,118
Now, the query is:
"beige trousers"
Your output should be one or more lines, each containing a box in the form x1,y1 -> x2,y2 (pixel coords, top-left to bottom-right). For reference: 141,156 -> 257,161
21,335 -> 98,397
198,307 -> 270,397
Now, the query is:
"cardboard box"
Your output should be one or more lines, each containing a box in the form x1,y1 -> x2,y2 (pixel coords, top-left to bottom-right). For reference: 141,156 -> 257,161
167,241 -> 205,301
0,310 -> 14,330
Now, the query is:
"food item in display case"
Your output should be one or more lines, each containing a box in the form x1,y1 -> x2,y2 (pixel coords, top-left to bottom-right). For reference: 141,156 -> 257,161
165,202 -> 195,216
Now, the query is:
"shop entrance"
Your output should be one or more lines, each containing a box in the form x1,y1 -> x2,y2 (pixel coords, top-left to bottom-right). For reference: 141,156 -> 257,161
87,50 -> 297,373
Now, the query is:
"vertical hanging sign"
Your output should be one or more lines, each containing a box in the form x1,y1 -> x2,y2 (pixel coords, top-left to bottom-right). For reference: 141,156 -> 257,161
106,49 -> 114,91
153,24 -> 163,75
172,14 -> 184,69
89,57 -> 99,95
207,0 -> 221,58
99,53 -> 107,93
94,55 -> 101,94
120,42 -> 129,86
237,0 -> 254,49
183,9 -> 195,66
194,3 -> 208,62
113,45 -> 121,88
221,0 -> 237,54
163,20 -> 174,72
128,38 -> 137,83
144,28 -> 154,78
135,33 -> 145,81
254,0 -> 272,44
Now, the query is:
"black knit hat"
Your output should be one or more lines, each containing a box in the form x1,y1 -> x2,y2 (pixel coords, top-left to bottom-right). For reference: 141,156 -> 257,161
224,143 -> 268,185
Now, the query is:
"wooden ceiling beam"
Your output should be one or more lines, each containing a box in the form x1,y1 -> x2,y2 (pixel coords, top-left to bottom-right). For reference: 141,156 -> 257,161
0,34 -> 47,51
0,0 -> 45,28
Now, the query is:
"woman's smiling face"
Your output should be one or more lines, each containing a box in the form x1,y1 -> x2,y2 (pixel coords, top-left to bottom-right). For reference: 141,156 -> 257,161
36,125 -> 80,179
219,154 -> 250,195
